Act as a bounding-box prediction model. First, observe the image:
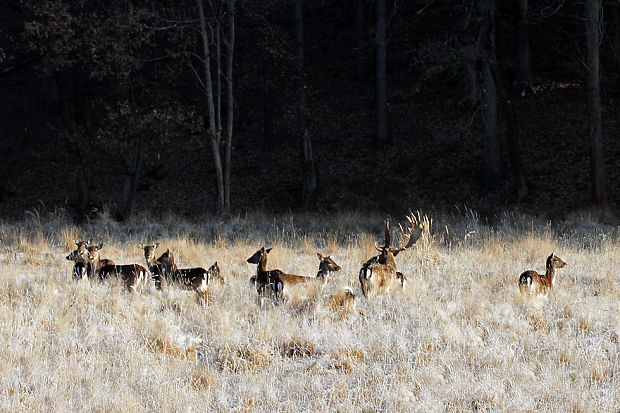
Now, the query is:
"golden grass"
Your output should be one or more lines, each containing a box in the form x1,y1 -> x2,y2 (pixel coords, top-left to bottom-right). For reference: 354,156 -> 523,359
0,210 -> 618,411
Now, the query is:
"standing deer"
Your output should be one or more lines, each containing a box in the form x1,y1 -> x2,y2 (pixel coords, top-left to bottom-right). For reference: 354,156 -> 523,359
152,248 -> 222,304
248,248 -> 341,303
66,240 -> 90,280
359,215 -> 424,299
518,253 -> 567,296
139,243 -> 160,273
86,243 -> 146,291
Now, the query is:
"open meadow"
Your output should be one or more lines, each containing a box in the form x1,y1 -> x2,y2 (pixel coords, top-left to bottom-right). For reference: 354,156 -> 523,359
0,208 -> 618,412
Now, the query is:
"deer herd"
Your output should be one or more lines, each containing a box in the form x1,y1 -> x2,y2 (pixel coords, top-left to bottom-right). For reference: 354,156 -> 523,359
65,214 -> 567,315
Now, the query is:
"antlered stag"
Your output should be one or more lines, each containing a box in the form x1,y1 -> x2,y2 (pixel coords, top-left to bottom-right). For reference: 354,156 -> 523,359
359,214 -> 424,299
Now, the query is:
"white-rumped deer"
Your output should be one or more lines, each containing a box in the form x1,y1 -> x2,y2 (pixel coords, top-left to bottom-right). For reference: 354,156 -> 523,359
518,253 -> 567,296
247,248 -> 341,303
152,248 -> 222,304
359,214 -> 423,299
86,243 -> 146,291
65,240 -> 90,280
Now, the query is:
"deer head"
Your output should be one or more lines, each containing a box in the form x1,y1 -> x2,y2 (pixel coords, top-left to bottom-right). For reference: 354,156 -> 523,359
316,253 -> 341,280
546,252 -> 567,270
139,243 -> 159,266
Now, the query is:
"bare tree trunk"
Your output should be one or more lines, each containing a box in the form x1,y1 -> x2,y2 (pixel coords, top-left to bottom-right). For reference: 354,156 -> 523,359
461,44 -> 479,109
585,0 -> 607,207
611,5 -> 620,91
295,0 -> 317,202
376,0 -> 388,145
262,56 -> 273,147
120,135 -> 144,221
489,62 -> 528,199
478,0 -> 501,193
514,0 -> 531,94
354,0 -> 367,80
196,0 -> 225,215
216,20 -> 222,142
480,58 -> 501,192
223,0 -> 235,213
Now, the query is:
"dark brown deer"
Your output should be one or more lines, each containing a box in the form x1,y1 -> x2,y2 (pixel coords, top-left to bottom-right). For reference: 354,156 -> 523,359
519,253 -> 567,296
247,248 -> 341,303
247,247 -> 282,304
152,249 -> 222,303
86,243 -> 146,291
65,240 -> 90,280
359,214 -> 424,299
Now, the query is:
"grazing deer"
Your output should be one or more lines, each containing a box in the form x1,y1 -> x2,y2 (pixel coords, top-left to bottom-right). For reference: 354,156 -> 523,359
519,253 -> 567,296
86,243 -> 146,291
152,249 -> 222,303
359,215 -> 423,299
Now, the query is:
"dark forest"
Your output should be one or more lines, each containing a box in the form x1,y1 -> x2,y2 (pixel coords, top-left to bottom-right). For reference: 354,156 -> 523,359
0,0 -> 618,222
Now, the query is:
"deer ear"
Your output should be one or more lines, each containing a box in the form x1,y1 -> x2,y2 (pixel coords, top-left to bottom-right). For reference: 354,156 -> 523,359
550,252 -> 555,258
97,242 -> 104,250
154,242 -> 159,249
73,240 -> 80,246
317,252 -> 323,260
138,243 -> 144,249
166,249 -> 170,254
266,248 -> 273,253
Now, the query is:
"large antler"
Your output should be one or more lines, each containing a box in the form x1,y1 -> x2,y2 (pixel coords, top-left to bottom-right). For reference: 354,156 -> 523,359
392,214 -> 424,254
375,219 -> 392,252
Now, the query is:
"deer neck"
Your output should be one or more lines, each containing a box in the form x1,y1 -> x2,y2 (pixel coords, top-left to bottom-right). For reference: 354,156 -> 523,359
257,254 -> 268,275
545,266 -> 556,287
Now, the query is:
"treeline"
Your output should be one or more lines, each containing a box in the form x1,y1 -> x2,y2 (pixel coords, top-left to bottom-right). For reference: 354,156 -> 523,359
0,0 -> 616,219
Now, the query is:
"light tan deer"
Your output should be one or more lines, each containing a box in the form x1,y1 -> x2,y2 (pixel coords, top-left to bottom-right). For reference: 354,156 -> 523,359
86,243 -> 146,291
138,243 -> 160,273
65,240 -> 90,280
519,253 -> 567,296
359,215 -> 423,299
328,286 -> 365,320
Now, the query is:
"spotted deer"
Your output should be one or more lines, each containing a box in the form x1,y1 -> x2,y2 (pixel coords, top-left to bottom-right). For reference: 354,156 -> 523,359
65,240 -> 90,280
152,249 -> 223,303
86,243 -> 146,291
518,253 -> 567,296
248,248 -> 341,303
359,215 -> 423,299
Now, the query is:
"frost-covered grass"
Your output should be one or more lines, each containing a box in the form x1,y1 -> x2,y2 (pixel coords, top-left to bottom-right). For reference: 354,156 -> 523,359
0,208 -> 618,412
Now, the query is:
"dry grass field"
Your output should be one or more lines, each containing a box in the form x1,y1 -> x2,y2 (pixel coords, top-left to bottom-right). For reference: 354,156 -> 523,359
0,207 -> 618,412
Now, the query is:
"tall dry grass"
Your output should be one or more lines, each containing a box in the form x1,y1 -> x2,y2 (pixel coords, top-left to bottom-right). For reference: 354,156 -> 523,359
0,206 -> 618,412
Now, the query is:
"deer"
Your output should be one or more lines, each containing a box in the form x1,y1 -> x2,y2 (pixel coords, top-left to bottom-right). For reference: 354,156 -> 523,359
518,252 -> 567,296
359,214 -> 424,300
65,240 -> 90,280
247,248 -> 341,303
138,243 -> 160,274
151,248 -> 223,304
86,243 -> 146,291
